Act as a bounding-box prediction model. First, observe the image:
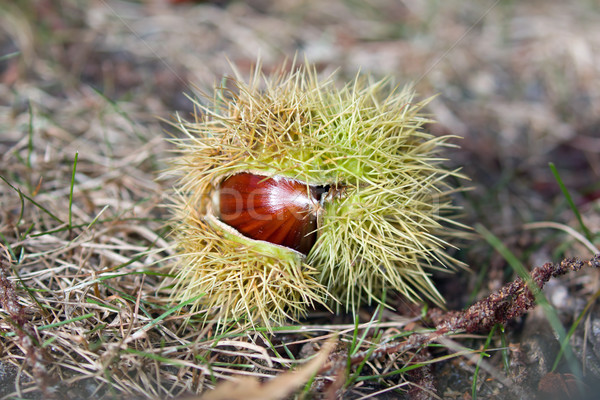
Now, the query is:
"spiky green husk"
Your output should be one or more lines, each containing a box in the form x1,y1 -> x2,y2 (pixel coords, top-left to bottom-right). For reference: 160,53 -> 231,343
169,62 -> 463,328
170,203 -> 328,327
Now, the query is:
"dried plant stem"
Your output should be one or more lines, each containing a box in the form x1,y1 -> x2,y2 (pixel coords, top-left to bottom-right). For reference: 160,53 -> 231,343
0,247 -> 55,397
429,254 -> 600,333
321,254 -> 600,379
406,349 -> 438,400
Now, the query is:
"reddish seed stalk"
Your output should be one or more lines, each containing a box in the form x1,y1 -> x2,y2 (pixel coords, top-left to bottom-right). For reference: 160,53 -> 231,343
0,252 -> 55,396
319,254 -> 600,376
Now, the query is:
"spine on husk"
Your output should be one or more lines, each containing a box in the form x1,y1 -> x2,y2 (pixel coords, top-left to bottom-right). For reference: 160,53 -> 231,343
167,62 -> 465,329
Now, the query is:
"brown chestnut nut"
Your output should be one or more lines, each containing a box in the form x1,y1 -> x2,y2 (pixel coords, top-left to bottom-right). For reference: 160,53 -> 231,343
218,173 -> 326,256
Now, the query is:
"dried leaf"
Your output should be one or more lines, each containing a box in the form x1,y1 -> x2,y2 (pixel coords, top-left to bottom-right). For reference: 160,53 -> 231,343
197,339 -> 335,400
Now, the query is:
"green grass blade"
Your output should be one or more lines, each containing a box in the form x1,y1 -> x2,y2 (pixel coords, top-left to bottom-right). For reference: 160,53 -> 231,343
122,348 -> 188,366
0,231 -> 17,260
0,51 -> 20,61
552,289 -> 600,371
472,324 -> 496,399
500,325 -> 510,373
69,152 -> 79,231
140,293 -> 205,332
549,162 -> 593,241
346,314 -> 360,375
4,313 -> 95,338
476,224 -> 582,377
39,313 -> 95,331
0,175 -> 64,224
27,102 -> 34,169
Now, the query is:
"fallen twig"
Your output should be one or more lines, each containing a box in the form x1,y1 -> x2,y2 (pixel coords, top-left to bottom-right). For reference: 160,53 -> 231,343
319,254 -> 600,391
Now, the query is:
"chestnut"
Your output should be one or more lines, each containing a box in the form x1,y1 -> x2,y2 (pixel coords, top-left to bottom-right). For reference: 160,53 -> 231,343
168,62 -> 465,329
218,173 -> 327,256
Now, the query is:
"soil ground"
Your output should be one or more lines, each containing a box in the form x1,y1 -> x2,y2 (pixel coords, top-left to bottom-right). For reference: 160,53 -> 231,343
1,1 -> 599,399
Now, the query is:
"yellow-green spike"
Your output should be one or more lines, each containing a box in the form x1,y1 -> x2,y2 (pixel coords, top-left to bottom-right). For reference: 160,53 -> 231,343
166,61 -> 466,330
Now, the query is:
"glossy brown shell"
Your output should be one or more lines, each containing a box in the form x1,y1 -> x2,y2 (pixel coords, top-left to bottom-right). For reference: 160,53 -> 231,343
218,173 -> 321,255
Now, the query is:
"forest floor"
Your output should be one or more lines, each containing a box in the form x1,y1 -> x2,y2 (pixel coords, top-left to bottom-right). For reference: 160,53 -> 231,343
1,0 -> 599,399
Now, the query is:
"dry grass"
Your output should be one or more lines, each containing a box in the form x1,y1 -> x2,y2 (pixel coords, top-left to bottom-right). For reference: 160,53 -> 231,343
1,0 -> 599,399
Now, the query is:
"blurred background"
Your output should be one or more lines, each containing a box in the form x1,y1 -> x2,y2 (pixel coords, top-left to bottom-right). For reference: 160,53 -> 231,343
3,0 -> 599,247
1,0 -> 599,398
